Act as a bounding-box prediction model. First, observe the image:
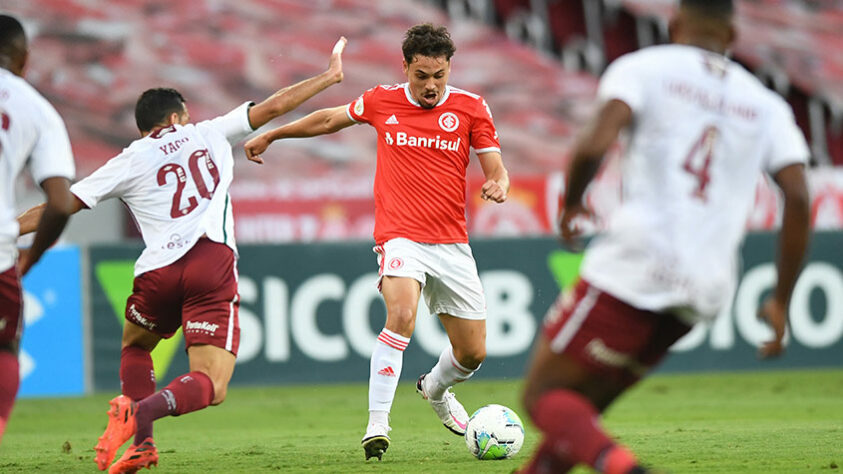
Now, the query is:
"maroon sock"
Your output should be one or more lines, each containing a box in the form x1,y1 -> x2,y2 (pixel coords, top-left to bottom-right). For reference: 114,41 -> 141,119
120,346 -> 156,401
520,439 -> 575,473
133,371 -> 214,445
531,390 -> 624,471
0,351 -> 19,445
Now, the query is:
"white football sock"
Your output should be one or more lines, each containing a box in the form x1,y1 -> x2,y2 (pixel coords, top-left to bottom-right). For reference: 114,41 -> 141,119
367,410 -> 389,428
368,328 -> 410,421
424,345 -> 478,400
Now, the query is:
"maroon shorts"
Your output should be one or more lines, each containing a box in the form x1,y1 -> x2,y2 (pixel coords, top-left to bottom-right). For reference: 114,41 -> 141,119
543,279 -> 692,388
125,239 -> 240,355
0,266 -> 23,347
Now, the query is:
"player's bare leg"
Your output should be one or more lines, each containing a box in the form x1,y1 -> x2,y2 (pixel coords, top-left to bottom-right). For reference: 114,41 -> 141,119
417,315 -> 484,435
362,276 -> 420,460
519,336 -> 644,474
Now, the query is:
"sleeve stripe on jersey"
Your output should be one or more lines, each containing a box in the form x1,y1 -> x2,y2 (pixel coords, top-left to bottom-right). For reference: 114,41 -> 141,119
222,193 -> 230,245
474,147 -> 501,154
345,104 -> 362,124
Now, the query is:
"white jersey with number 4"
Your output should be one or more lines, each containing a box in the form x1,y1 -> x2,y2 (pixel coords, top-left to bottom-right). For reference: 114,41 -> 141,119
580,44 -> 809,322
0,69 -> 76,272
71,102 -> 254,276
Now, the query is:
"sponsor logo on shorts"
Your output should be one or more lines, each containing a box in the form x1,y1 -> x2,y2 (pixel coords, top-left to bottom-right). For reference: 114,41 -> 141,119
388,257 -> 404,270
438,112 -> 459,132
585,338 -> 645,374
185,320 -> 220,335
129,304 -> 156,330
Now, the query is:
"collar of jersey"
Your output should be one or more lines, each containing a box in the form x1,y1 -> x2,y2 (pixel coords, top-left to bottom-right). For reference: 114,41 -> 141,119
403,83 -> 452,108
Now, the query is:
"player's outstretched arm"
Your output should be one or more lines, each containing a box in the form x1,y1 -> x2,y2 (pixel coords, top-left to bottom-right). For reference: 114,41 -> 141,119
559,98 -> 632,245
247,37 -> 347,130
244,105 -> 355,164
478,152 -> 509,203
758,163 -> 810,359
17,177 -> 79,275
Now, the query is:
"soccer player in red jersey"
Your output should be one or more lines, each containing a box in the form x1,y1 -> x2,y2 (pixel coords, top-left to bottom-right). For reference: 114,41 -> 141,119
519,1 -> 810,472
244,24 -> 510,460
0,14 -> 77,446
17,38 -> 347,473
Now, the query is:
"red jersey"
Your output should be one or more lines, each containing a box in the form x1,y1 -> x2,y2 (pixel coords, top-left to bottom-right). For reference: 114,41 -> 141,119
346,83 -> 501,244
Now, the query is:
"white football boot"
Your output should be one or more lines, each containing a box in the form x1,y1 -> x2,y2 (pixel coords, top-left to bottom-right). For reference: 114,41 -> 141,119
416,373 -> 469,436
361,423 -> 391,460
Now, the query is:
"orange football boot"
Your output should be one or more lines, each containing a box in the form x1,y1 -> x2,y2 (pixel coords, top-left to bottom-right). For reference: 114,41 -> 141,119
108,438 -> 158,474
94,395 -> 137,470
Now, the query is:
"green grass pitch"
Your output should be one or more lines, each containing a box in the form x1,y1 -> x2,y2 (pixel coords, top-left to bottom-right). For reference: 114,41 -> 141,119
2,369 -> 841,472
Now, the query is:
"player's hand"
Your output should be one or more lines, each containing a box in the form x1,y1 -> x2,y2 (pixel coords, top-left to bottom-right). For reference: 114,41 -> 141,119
758,296 -> 787,359
558,203 -> 591,251
244,134 -> 271,164
17,247 -> 34,276
327,37 -> 347,84
480,179 -> 507,203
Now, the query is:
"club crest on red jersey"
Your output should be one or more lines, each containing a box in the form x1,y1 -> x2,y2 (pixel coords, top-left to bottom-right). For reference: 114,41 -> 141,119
438,112 -> 459,132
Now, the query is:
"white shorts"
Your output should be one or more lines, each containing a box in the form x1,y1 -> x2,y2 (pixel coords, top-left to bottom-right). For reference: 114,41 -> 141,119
374,238 -> 486,320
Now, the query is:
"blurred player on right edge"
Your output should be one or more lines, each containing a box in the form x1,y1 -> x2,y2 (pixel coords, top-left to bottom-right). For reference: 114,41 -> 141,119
519,0 -> 811,472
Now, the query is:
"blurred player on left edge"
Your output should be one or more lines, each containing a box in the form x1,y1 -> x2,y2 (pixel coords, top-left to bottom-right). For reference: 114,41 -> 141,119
0,14 -> 77,446
18,37 -> 347,472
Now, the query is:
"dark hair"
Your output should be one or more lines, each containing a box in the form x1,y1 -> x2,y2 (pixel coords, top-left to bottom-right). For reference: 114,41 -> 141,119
0,14 -> 27,57
134,88 -> 186,132
681,0 -> 734,18
402,24 -> 456,64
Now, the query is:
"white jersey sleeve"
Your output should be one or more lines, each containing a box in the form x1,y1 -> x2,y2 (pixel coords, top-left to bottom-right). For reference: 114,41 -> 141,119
28,96 -> 76,185
70,152 -> 134,209
597,54 -> 648,113
763,99 -> 810,173
200,101 -> 255,146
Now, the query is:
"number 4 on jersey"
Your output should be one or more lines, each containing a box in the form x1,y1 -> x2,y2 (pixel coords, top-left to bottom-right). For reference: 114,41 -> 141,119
682,125 -> 719,201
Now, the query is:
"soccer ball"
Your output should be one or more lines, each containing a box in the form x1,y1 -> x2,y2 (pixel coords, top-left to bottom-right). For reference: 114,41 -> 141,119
464,404 -> 525,460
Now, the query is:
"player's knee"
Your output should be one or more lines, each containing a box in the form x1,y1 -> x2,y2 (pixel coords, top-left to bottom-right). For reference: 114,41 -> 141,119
385,306 -> 416,334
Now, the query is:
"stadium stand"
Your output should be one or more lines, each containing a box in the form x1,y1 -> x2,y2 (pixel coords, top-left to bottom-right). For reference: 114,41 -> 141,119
440,0 -> 843,166
4,0 -> 843,241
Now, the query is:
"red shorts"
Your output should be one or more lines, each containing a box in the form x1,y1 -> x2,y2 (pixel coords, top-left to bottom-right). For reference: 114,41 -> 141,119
543,279 -> 691,388
0,266 -> 23,347
125,239 -> 240,355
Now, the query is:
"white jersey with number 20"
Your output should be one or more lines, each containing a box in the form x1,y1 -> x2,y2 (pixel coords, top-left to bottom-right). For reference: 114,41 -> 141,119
71,102 -> 254,276
580,45 -> 809,322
